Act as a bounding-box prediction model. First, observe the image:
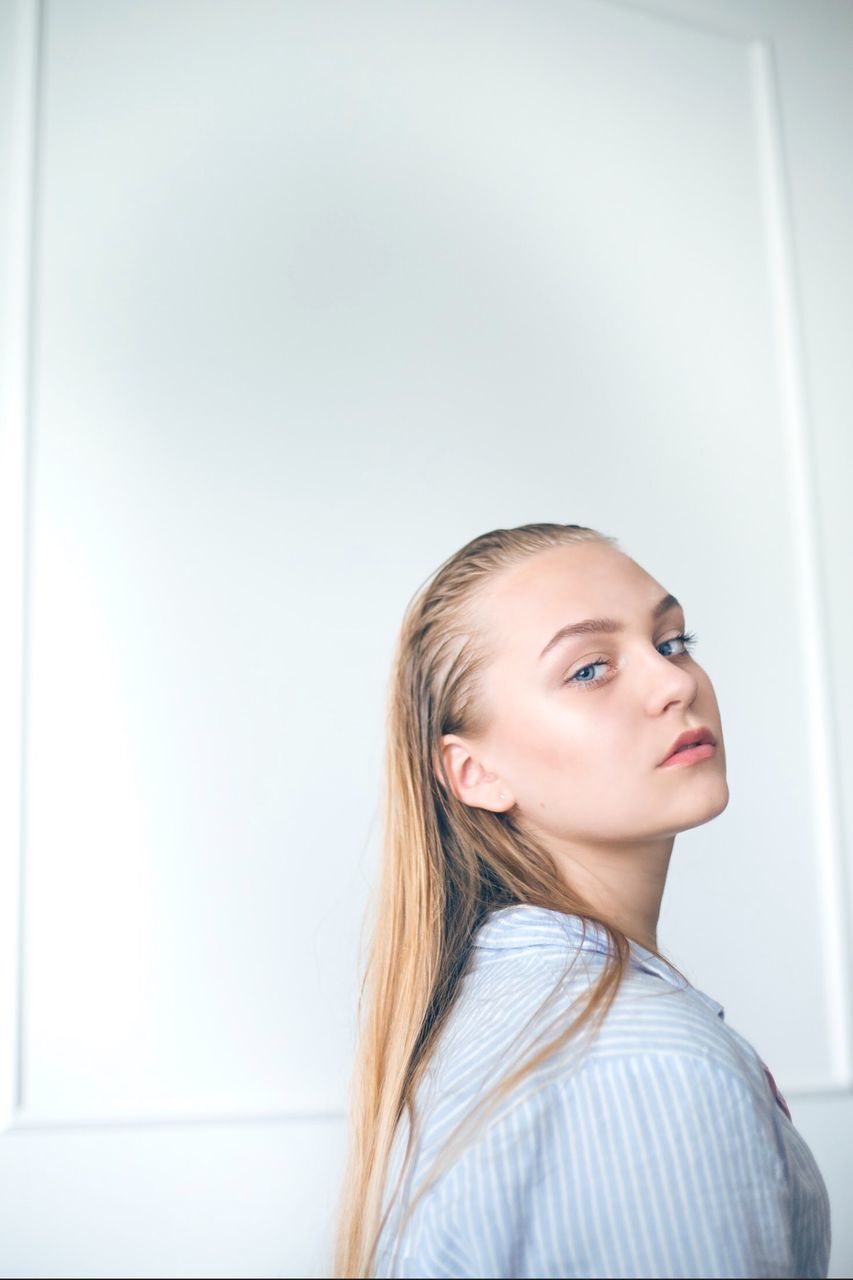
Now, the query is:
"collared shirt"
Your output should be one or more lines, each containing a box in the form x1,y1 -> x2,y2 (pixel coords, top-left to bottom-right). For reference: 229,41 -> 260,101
374,904 -> 831,1278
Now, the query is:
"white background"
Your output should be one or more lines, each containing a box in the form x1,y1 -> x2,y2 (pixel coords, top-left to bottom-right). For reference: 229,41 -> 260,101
1,0 -> 851,1274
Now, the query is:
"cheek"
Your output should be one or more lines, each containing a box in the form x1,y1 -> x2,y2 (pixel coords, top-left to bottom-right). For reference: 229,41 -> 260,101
491,692 -> 609,778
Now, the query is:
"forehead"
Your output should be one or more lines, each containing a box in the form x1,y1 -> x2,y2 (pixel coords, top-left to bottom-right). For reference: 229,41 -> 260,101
476,542 -> 664,654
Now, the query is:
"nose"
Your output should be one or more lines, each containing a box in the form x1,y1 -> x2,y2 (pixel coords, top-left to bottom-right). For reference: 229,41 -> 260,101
643,644 -> 700,715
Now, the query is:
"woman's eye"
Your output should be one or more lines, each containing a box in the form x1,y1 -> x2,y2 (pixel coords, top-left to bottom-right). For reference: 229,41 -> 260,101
567,659 -> 610,688
564,630 -> 698,690
658,630 -> 698,658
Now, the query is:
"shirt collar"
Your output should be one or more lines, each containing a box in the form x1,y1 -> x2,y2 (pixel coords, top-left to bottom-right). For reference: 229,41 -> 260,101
472,903 -> 724,1019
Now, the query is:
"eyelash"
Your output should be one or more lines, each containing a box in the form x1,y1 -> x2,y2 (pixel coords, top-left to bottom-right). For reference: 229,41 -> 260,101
564,631 -> 699,691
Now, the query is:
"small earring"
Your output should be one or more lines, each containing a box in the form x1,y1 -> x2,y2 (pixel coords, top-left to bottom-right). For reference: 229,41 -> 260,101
499,792 -> 505,800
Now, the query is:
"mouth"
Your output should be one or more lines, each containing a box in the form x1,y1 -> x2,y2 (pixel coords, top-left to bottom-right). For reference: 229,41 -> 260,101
659,726 -> 717,767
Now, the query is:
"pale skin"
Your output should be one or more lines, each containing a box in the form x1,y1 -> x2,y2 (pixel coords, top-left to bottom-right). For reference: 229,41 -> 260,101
439,541 -> 729,954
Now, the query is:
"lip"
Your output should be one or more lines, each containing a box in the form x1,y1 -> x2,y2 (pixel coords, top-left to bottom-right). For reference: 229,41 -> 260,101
659,726 -> 717,767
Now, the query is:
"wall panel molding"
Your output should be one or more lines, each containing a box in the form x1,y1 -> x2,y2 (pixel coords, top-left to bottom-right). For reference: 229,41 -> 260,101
3,0 -> 848,1134
749,36 -> 853,1088
0,0 -> 42,1136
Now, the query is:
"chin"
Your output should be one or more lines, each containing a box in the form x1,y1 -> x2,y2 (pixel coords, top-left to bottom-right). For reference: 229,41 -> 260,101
678,776 -> 730,830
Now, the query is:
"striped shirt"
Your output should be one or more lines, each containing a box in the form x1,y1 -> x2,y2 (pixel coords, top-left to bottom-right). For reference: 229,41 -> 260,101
374,904 -> 831,1278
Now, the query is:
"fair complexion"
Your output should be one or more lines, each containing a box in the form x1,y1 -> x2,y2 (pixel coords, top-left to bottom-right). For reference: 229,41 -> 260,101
439,541 -> 729,953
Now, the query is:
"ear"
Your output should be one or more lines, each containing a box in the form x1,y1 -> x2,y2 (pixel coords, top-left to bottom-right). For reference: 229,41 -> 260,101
437,734 -> 514,812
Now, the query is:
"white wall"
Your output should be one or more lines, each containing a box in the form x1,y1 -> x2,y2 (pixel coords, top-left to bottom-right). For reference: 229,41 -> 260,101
1,0 -> 851,1274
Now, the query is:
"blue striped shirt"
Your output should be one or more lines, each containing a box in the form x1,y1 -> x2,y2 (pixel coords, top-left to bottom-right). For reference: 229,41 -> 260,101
375,904 -> 831,1278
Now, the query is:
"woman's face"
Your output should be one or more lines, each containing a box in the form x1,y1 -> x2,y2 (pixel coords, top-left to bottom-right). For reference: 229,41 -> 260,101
444,540 -> 729,849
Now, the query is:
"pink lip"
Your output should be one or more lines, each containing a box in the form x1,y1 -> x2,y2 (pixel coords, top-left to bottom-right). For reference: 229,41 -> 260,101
659,725 -> 716,766
659,742 -> 716,768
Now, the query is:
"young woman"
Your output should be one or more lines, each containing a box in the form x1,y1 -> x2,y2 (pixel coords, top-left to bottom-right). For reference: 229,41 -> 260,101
333,522 -> 831,1279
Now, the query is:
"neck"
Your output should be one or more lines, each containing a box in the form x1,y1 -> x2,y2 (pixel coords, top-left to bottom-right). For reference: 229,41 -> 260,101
542,832 -> 675,953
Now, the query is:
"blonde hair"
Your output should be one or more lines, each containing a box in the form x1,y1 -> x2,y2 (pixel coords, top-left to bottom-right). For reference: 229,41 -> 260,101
332,522 -> 688,1278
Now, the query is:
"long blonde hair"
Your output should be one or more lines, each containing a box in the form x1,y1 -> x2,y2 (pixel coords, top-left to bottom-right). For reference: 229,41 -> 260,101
332,522 -> 688,1278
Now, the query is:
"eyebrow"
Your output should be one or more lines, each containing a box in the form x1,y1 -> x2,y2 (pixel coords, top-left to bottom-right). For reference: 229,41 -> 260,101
538,593 -> 682,661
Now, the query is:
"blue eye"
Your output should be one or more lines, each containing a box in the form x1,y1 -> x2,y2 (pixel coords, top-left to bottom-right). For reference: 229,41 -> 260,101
565,631 -> 698,691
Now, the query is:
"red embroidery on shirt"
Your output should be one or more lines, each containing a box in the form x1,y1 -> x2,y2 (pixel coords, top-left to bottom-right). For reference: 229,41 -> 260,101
760,1060 -> 792,1122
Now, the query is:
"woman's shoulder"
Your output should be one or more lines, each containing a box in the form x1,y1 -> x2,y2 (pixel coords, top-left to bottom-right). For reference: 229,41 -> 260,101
438,904 -> 770,1105
387,1002 -> 797,1280
583,966 -> 774,1106
420,969 -> 784,1202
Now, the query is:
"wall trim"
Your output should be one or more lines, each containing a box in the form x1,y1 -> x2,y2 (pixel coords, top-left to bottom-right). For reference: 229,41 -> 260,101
750,37 -> 853,1089
0,0 -> 42,1136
